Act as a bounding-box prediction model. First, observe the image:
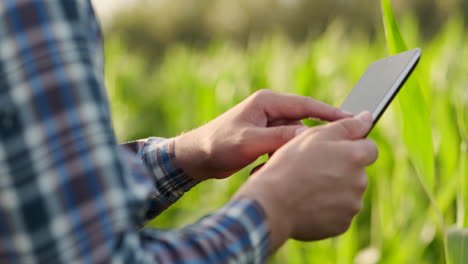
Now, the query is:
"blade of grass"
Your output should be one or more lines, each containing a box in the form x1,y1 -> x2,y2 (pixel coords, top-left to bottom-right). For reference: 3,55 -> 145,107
381,0 -> 435,193
381,0 -> 447,262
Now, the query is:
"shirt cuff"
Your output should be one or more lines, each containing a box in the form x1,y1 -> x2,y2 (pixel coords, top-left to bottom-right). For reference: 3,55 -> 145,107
140,197 -> 270,263
189,197 -> 270,263
140,137 -> 199,202
204,197 -> 271,262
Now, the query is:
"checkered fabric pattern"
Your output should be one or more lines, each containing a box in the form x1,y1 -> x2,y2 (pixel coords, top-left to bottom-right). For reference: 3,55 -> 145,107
0,0 -> 269,263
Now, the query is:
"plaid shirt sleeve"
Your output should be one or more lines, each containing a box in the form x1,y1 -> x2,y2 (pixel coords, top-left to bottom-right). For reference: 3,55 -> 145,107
121,137 -> 199,222
0,0 -> 270,263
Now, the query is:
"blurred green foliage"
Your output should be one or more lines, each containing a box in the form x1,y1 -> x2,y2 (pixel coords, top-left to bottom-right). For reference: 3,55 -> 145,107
103,1 -> 468,263
447,227 -> 468,264
104,0 -> 468,63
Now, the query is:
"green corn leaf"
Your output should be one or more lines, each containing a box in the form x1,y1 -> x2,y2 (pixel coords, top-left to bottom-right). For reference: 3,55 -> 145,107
381,0 -> 407,53
447,227 -> 468,264
381,0 -> 435,191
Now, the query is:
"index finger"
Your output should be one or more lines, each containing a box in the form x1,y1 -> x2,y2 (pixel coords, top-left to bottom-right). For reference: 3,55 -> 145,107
251,90 -> 351,122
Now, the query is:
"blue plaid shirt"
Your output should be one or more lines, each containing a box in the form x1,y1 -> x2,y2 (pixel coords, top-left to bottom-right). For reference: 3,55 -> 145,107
0,0 -> 269,263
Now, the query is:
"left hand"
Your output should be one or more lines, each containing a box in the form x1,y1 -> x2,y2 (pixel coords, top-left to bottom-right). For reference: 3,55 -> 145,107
174,89 -> 351,181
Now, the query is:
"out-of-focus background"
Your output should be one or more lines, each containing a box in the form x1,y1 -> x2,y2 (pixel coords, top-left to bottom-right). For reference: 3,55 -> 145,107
92,0 -> 468,263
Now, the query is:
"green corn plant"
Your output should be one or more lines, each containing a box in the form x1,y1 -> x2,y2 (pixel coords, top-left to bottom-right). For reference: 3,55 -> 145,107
382,1 -> 467,263
381,0 -> 436,194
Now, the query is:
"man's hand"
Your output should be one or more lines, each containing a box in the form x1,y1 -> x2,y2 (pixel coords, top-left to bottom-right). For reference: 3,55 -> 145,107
174,89 -> 351,181
234,112 -> 378,252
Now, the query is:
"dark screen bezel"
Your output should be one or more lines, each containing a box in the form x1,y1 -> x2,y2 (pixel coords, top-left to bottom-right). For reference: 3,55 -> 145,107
369,56 -> 421,132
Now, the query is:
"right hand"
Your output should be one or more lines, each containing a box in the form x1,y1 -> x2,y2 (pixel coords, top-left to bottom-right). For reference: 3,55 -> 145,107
234,112 -> 378,252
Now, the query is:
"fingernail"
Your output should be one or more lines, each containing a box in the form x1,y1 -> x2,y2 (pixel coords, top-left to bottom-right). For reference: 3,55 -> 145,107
357,111 -> 373,124
295,126 -> 308,136
341,110 -> 354,116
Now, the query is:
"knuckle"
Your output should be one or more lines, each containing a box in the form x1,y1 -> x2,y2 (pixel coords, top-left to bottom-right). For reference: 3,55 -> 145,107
235,128 -> 252,153
333,107 -> 343,118
369,139 -> 379,162
300,96 -> 314,107
248,89 -> 273,108
350,147 -> 367,165
274,127 -> 293,142
350,199 -> 364,215
355,174 -> 369,194
368,138 -> 378,148
252,89 -> 272,101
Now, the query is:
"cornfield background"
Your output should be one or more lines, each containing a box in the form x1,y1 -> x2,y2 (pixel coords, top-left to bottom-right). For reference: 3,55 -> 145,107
101,0 -> 468,263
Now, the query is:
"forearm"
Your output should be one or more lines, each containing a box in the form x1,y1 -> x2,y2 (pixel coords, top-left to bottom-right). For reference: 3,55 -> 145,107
113,198 -> 270,263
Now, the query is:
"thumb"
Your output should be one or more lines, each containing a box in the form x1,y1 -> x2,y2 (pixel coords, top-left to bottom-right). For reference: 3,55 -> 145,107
249,125 -> 306,155
319,111 -> 373,140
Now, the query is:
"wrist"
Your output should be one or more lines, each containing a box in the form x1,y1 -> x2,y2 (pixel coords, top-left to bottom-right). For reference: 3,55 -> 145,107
174,132 -> 211,182
234,171 -> 292,253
